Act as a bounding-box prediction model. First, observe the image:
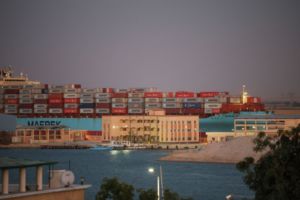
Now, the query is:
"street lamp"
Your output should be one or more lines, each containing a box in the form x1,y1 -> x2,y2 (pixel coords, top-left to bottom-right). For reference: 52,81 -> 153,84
148,166 -> 164,200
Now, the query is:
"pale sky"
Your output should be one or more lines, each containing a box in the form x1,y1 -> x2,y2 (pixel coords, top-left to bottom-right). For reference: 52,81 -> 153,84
0,0 -> 299,101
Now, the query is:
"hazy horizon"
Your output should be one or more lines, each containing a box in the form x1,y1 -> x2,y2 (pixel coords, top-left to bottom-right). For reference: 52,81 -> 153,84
1,0 -> 299,101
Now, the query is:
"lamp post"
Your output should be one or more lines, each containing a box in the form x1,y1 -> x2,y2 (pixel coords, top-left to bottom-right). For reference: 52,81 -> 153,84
148,166 -> 164,200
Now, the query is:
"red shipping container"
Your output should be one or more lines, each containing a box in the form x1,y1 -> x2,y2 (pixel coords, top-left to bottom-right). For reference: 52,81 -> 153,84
212,108 -> 221,114
175,91 -> 196,98
103,88 -> 114,93
144,92 -> 163,98
5,99 -> 18,104
112,108 -> 128,114
64,108 -> 79,114
221,103 -> 243,113
182,108 -> 203,114
64,98 -> 80,103
165,108 -> 181,114
4,89 -> 19,94
96,103 -> 111,108
48,104 -> 63,108
48,93 -> 63,99
74,84 -> 81,89
163,92 -> 175,98
247,97 -> 261,104
49,98 -> 63,104
34,99 -> 48,104
19,104 -> 33,109
197,92 -> 219,98
111,93 -> 128,98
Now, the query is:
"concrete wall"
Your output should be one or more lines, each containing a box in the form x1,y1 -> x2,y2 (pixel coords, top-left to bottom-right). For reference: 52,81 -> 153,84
3,188 -> 86,200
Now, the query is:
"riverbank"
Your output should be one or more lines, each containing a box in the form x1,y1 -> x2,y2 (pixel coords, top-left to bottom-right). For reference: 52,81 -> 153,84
160,136 -> 266,164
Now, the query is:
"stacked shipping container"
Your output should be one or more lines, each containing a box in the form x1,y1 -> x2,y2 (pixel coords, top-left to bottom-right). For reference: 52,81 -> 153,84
0,85 -> 264,117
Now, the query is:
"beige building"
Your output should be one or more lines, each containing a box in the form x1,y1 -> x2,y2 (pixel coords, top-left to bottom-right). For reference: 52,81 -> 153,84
13,126 -> 85,144
234,114 -> 300,137
102,115 -> 199,144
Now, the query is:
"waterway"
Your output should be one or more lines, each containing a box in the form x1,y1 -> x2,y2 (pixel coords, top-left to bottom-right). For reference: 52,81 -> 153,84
0,149 -> 252,200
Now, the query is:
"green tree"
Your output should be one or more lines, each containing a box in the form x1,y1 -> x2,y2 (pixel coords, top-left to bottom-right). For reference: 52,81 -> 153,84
137,188 -> 157,200
95,177 -> 134,200
236,124 -> 300,200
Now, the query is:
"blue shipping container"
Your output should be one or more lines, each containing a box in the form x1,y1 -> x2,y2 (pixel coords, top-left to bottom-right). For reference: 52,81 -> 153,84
183,103 -> 201,108
79,103 -> 95,109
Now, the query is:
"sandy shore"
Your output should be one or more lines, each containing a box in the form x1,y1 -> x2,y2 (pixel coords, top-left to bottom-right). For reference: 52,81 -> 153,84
160,136 -> 266,164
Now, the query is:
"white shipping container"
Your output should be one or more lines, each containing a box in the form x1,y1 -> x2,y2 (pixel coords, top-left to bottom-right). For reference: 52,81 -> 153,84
128,103 -> 144,108
64,93 -> 79,98
80,93 -> 94,98
162,98 -> 177,103
204,108 -> 213,114
82,88 -> 97,93
4,94 -> 18,99
4,109 -> 17,114
48,85 -> 65,89
112,103 -> 127,108
19,89 -> 32,94
94,93 -> 111,98
19,108 -> 33,114
230,97 -> 241,104
112,98 -> 128,103
34,94 -> 48,99
3,85 -> 21,89
80,108 -> 94,113
219,97 -> 228,103
5,104 -> 18,109
204,103 -> 222,109
162,103 -> 182,108
115,88 -> 128,93
128,93 -> 144,98
49,88 -> 63,93
19,94 -> 32,99
95,98 -> 111,103
204,98 -> 220,103
19,98 -> 33,104
128,98 -> 144,103
145,98 -> 161,103
31,89 -> 42,94
128,108 -> 144,114
34,104 -> 48,109
49,108 -> 63,113
64,104 -> 79,109
183,98 -> 202,103
145,103 -> 162,108
95,108 -> 110,114
80,98 -> 94,103
34,108 -> 47,113
64,88 -> 79,93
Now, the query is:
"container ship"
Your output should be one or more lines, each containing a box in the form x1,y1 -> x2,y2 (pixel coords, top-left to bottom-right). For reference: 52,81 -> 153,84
0,67 -> 264,117
0,67 -> 264,143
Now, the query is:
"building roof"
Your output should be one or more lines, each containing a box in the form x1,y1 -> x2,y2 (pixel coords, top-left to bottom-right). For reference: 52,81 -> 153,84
236,114 -> 300,120
0,157 -> 57,169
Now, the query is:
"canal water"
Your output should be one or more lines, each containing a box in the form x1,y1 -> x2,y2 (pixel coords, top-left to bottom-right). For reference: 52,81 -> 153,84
0,149 -> 252,200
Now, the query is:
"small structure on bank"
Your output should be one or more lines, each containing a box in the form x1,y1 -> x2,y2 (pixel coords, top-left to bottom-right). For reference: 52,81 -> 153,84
0,157 -> 90,200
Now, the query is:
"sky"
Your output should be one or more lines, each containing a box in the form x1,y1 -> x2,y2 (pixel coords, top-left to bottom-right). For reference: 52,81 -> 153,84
0,0 -> 299,101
